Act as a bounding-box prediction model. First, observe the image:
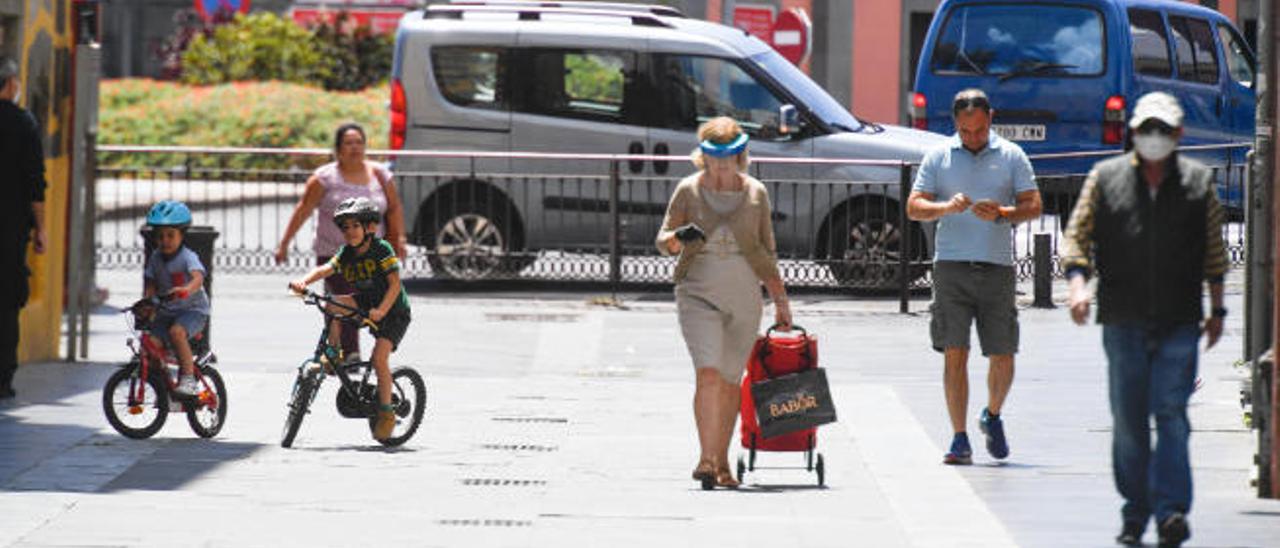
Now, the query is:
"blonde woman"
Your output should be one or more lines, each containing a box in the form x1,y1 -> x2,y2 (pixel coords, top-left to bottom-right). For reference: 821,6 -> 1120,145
656,117 -> 792,489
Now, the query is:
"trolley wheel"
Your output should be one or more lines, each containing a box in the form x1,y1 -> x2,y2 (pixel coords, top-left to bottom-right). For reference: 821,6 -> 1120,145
816,453 -> 826,487
700,475 -> 715,491
749,433 -> 758,471
736,456 -> 746,484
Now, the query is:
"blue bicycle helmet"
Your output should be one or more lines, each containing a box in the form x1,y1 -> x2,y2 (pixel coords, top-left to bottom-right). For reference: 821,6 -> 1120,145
146,200 -> 193,228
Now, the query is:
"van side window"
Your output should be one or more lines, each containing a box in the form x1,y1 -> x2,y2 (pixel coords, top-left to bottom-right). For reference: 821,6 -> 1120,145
657,55 -> 788,139
431,47 -> 506,109
523,49 -> 637,123
1128,9 -> 1171,77
1169,16 -> 1219,84
1218,24 -> 1256,87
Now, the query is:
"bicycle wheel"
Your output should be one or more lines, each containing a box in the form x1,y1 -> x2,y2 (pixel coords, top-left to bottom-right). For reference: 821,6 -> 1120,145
369,366 -> 427,447
103,364 -> 169,439
186,365 -> 228,438
281,370 -> 319,448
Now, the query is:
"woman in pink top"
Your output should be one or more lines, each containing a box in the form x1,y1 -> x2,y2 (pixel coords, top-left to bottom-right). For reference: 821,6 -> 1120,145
275,123 -> 408,361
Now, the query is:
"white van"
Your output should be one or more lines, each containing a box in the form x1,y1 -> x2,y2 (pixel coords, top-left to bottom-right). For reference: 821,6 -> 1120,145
390,1 -> 944,282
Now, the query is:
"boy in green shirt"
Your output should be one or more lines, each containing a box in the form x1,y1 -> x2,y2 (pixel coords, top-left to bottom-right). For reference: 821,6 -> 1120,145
290,197 -> 411,441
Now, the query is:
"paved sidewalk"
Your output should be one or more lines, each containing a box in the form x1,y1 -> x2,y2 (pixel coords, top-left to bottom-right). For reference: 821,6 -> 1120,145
1,271 -> 1277,547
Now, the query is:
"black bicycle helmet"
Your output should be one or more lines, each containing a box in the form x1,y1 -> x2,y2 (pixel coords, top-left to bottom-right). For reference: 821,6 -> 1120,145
332,196 -> 381,227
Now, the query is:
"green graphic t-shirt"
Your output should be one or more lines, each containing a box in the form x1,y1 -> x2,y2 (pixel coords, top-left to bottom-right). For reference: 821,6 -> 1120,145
327,238 -> 410,314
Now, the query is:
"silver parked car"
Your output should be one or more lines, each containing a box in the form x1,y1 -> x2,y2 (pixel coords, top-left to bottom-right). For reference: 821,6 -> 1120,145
389,1 -> 945,284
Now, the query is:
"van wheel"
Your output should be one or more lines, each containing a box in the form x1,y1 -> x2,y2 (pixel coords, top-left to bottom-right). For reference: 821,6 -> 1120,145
818,204 -> 927,288
423,203 -> 531,280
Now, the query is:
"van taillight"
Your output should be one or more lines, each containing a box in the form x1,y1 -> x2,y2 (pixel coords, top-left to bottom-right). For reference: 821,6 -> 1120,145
391,79 -> 407,151
1103,95 -> 1125,145
909,92 -> 927,130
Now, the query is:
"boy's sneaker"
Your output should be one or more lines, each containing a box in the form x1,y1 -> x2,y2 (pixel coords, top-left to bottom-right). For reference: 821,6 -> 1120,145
174,375 -> 200,397
373,405 -> 397,441
1157,513 -> 1189,547
979,407 -> 1010,459
943,432 -> 972,465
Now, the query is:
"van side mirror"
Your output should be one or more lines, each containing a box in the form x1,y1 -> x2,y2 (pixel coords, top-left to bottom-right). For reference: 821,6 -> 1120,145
779,104 -> 800,135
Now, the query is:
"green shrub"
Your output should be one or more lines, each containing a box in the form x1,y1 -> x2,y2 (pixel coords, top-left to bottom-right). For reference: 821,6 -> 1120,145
99,79 -> 389,170
309,12 -> 395,91
181,12 -> 331,87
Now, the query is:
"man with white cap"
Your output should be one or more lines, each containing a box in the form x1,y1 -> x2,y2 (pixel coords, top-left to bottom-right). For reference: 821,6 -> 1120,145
1061,91 -> 1227,548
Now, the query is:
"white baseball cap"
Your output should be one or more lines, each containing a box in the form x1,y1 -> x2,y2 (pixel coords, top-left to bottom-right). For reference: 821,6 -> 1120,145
1128,92 -> 1184,129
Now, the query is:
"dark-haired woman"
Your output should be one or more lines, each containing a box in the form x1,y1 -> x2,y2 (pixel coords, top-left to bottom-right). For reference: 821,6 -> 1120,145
275,123 -> 407,362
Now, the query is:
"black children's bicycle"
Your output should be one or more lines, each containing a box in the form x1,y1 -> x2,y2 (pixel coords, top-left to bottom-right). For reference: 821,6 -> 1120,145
281,290 -> 426,448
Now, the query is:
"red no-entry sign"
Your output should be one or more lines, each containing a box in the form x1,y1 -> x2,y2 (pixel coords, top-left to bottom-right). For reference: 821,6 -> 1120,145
194,0 -> 251,21
771,8 -> 811,66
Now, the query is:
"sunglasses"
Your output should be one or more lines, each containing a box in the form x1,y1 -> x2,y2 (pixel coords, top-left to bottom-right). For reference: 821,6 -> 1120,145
1135,121 -> 1176,136
952,96 -> 991,113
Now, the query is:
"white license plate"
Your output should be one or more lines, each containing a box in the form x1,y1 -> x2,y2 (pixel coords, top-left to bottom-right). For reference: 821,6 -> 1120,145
993,124 -> 1046,141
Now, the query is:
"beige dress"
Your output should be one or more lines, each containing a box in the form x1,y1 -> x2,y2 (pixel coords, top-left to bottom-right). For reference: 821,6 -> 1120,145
675,188 -> 763,382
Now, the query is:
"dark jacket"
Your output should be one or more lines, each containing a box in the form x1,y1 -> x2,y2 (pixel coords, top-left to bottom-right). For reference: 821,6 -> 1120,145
0,99 -> 47,307
1061,152 -> 1228,326
0,100 -> 46,236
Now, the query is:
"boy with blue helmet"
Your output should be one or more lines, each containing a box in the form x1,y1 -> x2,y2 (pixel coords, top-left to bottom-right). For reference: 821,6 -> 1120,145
143,200 -> 210,396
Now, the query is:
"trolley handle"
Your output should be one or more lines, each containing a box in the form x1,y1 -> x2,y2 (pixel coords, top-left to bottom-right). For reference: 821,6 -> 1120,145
756,323 -> 814,378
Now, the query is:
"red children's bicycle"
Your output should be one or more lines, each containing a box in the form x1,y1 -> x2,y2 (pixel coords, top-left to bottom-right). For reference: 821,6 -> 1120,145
101,295 -> 228,439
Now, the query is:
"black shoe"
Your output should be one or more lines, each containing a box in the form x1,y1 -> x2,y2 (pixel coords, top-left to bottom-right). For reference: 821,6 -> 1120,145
1115,521 -> 1143,546
0,385 -> 15,399
1157,513 -> 1189,547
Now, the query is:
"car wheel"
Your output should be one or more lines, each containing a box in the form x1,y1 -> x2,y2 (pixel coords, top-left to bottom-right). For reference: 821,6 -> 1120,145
819,203 -> 928,289
423,200 -> 532,280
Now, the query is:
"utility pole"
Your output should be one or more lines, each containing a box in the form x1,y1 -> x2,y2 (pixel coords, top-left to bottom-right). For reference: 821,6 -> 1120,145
1265,0 -> 1280,500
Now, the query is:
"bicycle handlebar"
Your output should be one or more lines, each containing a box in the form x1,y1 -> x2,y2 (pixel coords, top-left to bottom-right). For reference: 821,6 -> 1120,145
289,288 -> 379,331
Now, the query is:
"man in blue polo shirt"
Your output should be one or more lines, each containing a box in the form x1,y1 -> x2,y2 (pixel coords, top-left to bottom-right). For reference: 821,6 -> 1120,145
907,88 -> 1042,465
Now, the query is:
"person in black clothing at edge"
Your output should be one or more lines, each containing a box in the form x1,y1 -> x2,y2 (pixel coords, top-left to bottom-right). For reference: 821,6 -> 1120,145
0,56 -> 47,401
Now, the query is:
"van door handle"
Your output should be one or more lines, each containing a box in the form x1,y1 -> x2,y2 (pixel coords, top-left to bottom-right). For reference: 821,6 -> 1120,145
653,142 -> 670,175
627,142 -> 644,174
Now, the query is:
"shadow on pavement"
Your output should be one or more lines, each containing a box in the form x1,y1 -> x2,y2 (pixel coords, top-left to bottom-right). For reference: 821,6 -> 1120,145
100,439 -> 265,492
1,361 -> 266,494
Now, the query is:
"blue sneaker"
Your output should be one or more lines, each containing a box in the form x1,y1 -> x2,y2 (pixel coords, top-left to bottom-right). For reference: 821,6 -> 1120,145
980,408 -> 1009,459
943,432 -> 972,465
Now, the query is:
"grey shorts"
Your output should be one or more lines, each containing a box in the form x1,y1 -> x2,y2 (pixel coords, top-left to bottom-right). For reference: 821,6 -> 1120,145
151,309 -> 209,343
929,261 -> 1018,356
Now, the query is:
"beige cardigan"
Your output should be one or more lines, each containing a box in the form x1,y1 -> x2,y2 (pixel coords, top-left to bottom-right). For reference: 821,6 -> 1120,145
655,173 -> 782,284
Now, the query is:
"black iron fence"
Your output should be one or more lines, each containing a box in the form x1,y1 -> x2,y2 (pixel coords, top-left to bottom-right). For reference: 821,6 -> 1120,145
94,145 -> 1249,295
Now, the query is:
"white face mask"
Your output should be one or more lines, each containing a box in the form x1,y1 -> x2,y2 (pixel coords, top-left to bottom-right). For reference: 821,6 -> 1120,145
1133,134 -> 1176,161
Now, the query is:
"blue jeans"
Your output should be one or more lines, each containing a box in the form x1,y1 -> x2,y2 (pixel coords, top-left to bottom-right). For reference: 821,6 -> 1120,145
1102,323 -> 1199,527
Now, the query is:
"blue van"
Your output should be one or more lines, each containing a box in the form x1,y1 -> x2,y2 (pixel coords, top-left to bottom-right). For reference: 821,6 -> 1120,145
911,0 -> 1255,209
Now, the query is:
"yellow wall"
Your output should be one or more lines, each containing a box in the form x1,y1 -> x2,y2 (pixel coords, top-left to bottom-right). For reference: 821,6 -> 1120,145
16,1 -> 73,362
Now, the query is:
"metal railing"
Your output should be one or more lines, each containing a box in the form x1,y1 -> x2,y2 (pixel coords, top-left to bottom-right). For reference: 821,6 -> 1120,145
93,145 -> 1250,298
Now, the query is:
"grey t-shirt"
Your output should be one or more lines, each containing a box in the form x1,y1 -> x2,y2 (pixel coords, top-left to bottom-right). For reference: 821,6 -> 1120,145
145,247 -> 211,315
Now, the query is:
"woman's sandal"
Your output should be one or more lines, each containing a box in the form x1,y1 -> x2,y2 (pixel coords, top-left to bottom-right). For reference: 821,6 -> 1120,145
691,459 -> 715,481
714,466 -> 740,489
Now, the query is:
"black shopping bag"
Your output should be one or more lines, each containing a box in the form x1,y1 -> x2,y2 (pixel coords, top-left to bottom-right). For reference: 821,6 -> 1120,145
750,368 -> 837,439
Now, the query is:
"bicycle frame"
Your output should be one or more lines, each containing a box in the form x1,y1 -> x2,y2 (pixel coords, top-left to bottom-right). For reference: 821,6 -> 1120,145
124,299 -> 218,409
299,291 -> 386,415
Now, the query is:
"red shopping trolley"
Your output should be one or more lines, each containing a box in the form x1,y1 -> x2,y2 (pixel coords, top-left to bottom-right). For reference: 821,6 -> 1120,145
737,324 -> 826,486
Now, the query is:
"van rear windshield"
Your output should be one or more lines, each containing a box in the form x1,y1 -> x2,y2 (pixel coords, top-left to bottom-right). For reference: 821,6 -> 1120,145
930,4 -> 1104,77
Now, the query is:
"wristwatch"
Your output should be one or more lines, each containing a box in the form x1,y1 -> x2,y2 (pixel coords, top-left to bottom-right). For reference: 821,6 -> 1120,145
1211,307 -> 1228,318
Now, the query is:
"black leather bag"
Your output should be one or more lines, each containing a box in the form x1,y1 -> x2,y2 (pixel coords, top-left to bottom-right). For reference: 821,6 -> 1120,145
750,367 -> 837,439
